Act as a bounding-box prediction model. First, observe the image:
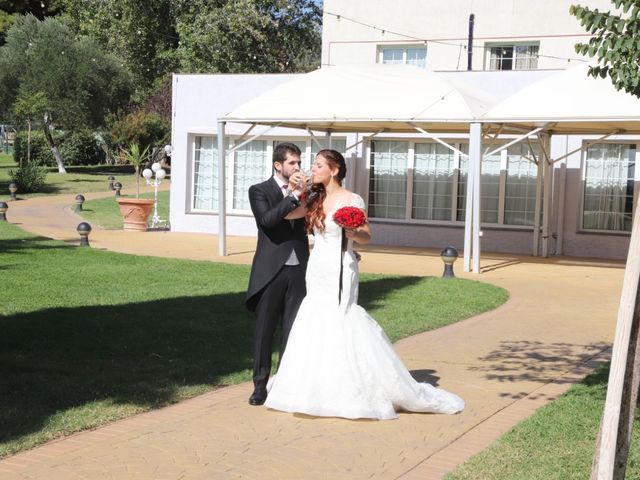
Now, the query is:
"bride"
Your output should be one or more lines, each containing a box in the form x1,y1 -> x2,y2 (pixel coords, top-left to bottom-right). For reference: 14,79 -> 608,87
264,149 -> 464,420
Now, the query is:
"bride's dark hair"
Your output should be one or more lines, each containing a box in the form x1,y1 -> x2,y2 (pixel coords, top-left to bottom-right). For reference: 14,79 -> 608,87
305,149 -> 347,235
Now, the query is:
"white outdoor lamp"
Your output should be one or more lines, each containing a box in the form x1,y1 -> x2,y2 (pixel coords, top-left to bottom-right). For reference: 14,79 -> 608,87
143,165 -> 167,228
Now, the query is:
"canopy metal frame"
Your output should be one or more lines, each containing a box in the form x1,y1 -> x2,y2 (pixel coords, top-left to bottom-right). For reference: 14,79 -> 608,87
215,118 -> 635,273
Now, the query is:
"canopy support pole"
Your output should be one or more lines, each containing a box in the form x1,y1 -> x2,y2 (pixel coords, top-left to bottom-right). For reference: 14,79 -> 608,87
306,129 -> 324,150
407,123 -> 467,157
485,125 -> 547,157
217,120 -> 227,257
226,123 -> 282,155
234,124 -> 256,145
346,130 -> 385,151
463,122 -> 482,273
540,133 -> 552,258
533,148 -> 543,256
549,130 -> 619,164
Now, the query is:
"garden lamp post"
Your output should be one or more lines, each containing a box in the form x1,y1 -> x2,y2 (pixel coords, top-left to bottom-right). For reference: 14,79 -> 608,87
142,162 -> 167,229
8,182 -> 17,201
77,222 -> 91,247
441,246 -> 459,278
0,201 -> 7,221
108,175 -> 115,191
74,194 -> 85,212
114,182 -> 122,197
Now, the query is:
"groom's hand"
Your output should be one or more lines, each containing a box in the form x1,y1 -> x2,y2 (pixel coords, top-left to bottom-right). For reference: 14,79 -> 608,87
288,172 -> 308,193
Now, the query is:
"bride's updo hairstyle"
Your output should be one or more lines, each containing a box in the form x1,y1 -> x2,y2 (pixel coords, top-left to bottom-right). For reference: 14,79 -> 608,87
305,149 -> 347,235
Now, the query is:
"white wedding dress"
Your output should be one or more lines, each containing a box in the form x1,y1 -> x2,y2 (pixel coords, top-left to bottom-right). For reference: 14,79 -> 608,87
265,194 -> 464,420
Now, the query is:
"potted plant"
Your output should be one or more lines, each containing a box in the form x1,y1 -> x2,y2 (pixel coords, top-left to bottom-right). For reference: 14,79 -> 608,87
116,143 -> 154,231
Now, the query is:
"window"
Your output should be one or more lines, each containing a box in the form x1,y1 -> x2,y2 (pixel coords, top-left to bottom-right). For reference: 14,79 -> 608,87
368,141 -> 408,219
583,143 -> 636,232
310,138 -> 347,157
487,44 -> 539,70
380,46 -> 427,68
192,136 -> 347,212
193,136 -> 220,210
412,143 -> 454,221
367,140 -> 543,226
233,140 -> 267,210
456,145 -> 501,223
504,143 -> 539,226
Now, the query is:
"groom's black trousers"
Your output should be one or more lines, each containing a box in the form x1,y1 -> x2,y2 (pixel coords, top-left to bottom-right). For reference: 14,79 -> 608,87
252,263 -> 306,390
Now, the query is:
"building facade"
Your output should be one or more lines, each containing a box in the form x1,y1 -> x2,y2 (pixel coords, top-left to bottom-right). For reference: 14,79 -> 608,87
170,0 -> 637,260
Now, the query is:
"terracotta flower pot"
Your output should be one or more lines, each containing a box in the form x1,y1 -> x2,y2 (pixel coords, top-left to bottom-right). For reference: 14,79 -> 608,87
116,198 -> 154,231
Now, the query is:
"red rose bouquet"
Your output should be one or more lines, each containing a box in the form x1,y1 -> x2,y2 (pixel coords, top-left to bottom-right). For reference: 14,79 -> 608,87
333,207 -> 367,304
333,206 -> 367,230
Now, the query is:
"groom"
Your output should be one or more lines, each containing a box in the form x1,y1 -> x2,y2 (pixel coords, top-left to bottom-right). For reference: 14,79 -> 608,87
245,142 -> 309,406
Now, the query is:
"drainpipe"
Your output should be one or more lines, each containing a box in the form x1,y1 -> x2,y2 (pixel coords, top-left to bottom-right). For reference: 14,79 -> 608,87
467,14 -> 475,70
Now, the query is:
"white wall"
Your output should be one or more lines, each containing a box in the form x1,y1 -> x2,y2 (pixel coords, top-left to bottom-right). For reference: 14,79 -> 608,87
322,0 -> 614,71
170,74 -> 309,235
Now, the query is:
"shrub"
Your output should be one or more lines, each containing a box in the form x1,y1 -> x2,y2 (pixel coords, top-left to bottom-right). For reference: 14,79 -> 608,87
14,130 -> 107,166
13,131 -> 55,167
59,130 -> 105,165
110,111 -> 170,153
9,161 -> 47,193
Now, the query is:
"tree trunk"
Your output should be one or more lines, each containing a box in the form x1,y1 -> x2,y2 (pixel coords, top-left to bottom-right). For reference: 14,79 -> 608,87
591,293 -> 640,480
25,119 -> 31,169
135,166 -> 140,198
100,143 -> 114,165
614,293 -> 640,479
591,193 -> 640,479
42,113 -> 66,174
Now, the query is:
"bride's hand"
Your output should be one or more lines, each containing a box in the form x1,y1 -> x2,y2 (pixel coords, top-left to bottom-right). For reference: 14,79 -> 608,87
344,228 -> 359,240
344,223 -> 372,244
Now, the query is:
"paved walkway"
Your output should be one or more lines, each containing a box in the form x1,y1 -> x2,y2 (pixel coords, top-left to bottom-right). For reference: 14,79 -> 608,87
0,188 -> 625,479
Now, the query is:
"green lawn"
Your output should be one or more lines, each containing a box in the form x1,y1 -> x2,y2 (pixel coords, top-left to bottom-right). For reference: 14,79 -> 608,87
0,221 -> 508,458
0,152 -> 140,200
78,191 -> 170,229
445,365 -> 640,480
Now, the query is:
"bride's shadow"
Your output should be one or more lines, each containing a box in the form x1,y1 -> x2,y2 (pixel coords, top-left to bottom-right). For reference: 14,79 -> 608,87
409,369 -> 440,386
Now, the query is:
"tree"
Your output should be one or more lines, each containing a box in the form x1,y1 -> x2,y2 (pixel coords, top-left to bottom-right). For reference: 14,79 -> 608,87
61,0 -> 181,93
174,0 -> 322,74
61,0 -> 322,90
0,14 -> 133,172
573,6 -> 640,479
12,89 -> 47,167
0,0 -> 63,44
571,1 -> 640,97
120,143 -> 150,198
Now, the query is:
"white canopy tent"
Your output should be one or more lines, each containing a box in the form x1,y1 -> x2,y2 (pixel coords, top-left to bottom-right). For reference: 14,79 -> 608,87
483,63 -> 640,134
224,64 -> 496,133
217,63 -> 640,273
479,64 -> 640,262
219,64 -> 495,272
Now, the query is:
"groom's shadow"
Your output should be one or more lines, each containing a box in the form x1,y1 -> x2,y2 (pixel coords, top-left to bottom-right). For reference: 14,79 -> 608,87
409,369 -> 440,387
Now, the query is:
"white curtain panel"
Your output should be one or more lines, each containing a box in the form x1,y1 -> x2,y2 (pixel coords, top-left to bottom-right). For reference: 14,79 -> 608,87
233,140 -> 267,210
193,136 -> 219,210
412,143 -> 453,221
504,143 -> 538,226
583,144 -> 635,231
369,140 -> 408,219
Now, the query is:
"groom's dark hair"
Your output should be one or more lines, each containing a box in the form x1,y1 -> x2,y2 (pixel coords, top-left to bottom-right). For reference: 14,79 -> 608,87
273,142 -> 302,164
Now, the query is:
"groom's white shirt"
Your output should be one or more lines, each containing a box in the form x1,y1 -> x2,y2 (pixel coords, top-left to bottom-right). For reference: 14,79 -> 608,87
273,175 -> 300,266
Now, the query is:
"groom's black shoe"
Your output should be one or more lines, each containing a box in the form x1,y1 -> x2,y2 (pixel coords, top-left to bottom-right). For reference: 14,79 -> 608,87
249,387 -> 267,406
